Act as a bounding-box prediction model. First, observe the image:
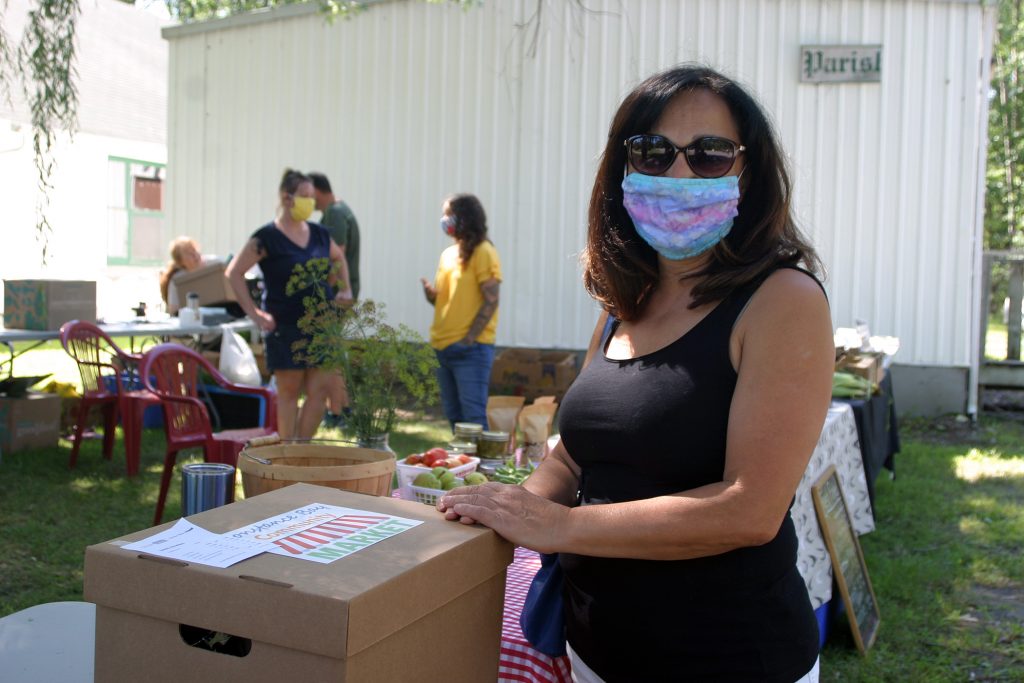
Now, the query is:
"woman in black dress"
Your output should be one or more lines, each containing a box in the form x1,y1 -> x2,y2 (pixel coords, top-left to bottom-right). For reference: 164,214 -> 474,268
440,65 -> 833,682
227,169 -> 353,439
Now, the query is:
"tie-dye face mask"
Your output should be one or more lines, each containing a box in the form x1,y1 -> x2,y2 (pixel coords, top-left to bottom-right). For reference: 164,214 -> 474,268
621,172 -> 740,260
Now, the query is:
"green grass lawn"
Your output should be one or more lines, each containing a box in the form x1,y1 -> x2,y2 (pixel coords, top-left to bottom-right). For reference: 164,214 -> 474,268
1,413 -> 1022,679
820,417 -> 1024,680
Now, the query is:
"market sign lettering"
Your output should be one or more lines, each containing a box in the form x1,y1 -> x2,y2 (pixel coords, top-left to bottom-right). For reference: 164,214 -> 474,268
801,45 -> 882,83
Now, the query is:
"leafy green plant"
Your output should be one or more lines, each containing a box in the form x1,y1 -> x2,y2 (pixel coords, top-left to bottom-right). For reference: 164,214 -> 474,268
287,258 -> 439,439
985,0 -> 1024,253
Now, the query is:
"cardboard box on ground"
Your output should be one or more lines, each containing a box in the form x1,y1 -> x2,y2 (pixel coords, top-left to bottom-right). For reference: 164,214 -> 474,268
0,392 -> 60,453
84,483 -> 513,683
489,348 -> 578,402
3,280 -> 96,330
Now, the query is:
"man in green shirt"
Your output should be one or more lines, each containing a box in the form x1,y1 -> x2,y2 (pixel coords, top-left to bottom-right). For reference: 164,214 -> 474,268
310,172 -> 361,428
310,172 -> 361,299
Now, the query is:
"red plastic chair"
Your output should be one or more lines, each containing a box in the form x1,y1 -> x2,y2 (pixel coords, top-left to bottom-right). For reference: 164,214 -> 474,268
141,343 -> 278,524
59,321 -> 163,477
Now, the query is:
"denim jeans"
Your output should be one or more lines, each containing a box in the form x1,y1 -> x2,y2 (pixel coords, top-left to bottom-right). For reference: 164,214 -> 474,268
435,342 -> 495,430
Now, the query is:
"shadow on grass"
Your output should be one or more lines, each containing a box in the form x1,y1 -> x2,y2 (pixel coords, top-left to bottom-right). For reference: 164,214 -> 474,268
821,415 -> 1024,682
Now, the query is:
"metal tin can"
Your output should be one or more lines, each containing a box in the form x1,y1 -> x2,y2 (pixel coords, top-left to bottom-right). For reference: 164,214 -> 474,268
181,463 -> 235,516
478,459 -> 503,478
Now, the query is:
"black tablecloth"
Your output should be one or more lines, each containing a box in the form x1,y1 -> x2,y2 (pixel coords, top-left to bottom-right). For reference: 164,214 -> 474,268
834,372 -> 899,512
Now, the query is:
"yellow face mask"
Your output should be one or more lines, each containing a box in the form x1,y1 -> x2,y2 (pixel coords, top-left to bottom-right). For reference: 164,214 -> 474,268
290,196 -> 315,222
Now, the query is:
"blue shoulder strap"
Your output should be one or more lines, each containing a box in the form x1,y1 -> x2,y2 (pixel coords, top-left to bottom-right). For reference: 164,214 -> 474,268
599,313 -> 618,349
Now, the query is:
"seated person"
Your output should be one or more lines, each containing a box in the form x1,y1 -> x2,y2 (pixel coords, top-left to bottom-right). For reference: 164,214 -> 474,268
160,237 -> 215,314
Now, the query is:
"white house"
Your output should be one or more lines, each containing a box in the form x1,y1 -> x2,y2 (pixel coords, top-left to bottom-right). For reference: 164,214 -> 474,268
0,0 -> 168,320
160,0 -> 996,416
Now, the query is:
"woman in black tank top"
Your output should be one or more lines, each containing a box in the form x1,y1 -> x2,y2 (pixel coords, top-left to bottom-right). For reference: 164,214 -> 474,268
439,65 -> 834,682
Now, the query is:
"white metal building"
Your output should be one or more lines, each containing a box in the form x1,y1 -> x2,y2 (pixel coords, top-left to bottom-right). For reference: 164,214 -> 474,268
162,0 -> 997,416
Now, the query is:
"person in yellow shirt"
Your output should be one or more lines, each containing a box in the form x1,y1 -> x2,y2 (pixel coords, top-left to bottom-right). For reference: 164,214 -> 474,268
420,193 -> 502,430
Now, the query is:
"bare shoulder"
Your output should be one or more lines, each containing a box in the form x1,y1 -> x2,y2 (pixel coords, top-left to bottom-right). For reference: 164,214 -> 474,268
758,268 -> 826,301
731,268 -> 831,369
743,268 -> 828,322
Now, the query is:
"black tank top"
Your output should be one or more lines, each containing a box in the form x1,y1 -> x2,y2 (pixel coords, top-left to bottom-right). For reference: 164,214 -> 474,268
558,271 -> 820,682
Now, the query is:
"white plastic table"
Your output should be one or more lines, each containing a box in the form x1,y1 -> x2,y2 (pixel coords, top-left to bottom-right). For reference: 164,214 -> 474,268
0,318 -> 256,369
0,601 -> 95,683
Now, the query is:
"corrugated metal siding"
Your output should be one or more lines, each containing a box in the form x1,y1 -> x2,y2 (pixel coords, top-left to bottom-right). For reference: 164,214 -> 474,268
164,0 -> 994,366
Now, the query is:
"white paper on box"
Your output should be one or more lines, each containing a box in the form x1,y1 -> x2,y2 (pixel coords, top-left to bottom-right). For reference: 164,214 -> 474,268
122,504 -> 424,567
122,518 -> 272,568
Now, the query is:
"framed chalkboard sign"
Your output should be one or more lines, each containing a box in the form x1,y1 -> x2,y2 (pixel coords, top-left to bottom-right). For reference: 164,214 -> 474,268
812,465 -> 880,654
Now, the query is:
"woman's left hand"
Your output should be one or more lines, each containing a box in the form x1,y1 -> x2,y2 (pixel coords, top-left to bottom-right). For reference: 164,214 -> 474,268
438,483 -> 568,553
334,288 -> 354,306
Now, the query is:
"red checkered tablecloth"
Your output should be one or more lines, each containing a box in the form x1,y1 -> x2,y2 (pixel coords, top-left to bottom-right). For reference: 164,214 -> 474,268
500,546 -> 573,683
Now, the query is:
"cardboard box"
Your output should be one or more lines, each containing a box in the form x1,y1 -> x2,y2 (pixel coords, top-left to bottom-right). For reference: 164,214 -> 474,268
0,392 -> 61,453
3,279 -> 96,330
837,352 -> 885,386
490,348 -> 578,402
171,262 -> 235,307
84,483 -> 513,683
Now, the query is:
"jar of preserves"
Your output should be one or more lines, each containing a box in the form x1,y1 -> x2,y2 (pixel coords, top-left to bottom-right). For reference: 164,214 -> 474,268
478,430 -> 509,459
447,441 -> 477,457
453,422 -> 483,446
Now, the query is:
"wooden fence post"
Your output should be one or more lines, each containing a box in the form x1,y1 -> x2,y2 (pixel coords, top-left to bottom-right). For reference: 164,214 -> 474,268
1008,260 -> 1024,361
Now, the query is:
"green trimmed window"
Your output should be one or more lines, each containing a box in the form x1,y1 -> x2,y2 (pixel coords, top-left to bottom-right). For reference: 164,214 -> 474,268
107,156 -> 167,266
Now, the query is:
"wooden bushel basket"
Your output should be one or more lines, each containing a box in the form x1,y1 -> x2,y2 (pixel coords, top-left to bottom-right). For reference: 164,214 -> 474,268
239,435 -> 395,498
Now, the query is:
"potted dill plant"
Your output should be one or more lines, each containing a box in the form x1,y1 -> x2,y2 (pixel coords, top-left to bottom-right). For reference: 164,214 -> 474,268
287,259 -> 439,454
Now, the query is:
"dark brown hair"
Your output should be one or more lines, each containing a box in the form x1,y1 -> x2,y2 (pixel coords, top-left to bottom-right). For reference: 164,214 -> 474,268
445,193 -> 490,265
308,172 -> 332,194
279,168 -> 311,195
582,64 -> 822,321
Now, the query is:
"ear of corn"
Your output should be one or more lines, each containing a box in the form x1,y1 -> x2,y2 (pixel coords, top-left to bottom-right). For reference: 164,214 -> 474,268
832,371 -> 876,399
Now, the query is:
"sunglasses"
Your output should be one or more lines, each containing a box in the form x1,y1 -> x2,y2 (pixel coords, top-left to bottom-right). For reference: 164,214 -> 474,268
624,134 -> 746,178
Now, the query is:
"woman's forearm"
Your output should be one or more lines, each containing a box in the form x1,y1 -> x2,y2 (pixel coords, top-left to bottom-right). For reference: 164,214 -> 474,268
464,279 -> 499,342
523,440 -> 580,507
227,269 -> 262,320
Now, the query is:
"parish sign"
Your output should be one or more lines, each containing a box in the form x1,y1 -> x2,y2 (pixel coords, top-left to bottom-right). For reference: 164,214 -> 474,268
801,45 -> 882,83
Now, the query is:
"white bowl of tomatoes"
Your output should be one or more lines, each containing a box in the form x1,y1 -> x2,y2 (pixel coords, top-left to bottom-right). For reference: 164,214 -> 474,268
395,447 -> 479,488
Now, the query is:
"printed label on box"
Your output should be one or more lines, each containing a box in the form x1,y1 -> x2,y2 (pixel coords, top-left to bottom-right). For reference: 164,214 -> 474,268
225,503 -> 423,564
